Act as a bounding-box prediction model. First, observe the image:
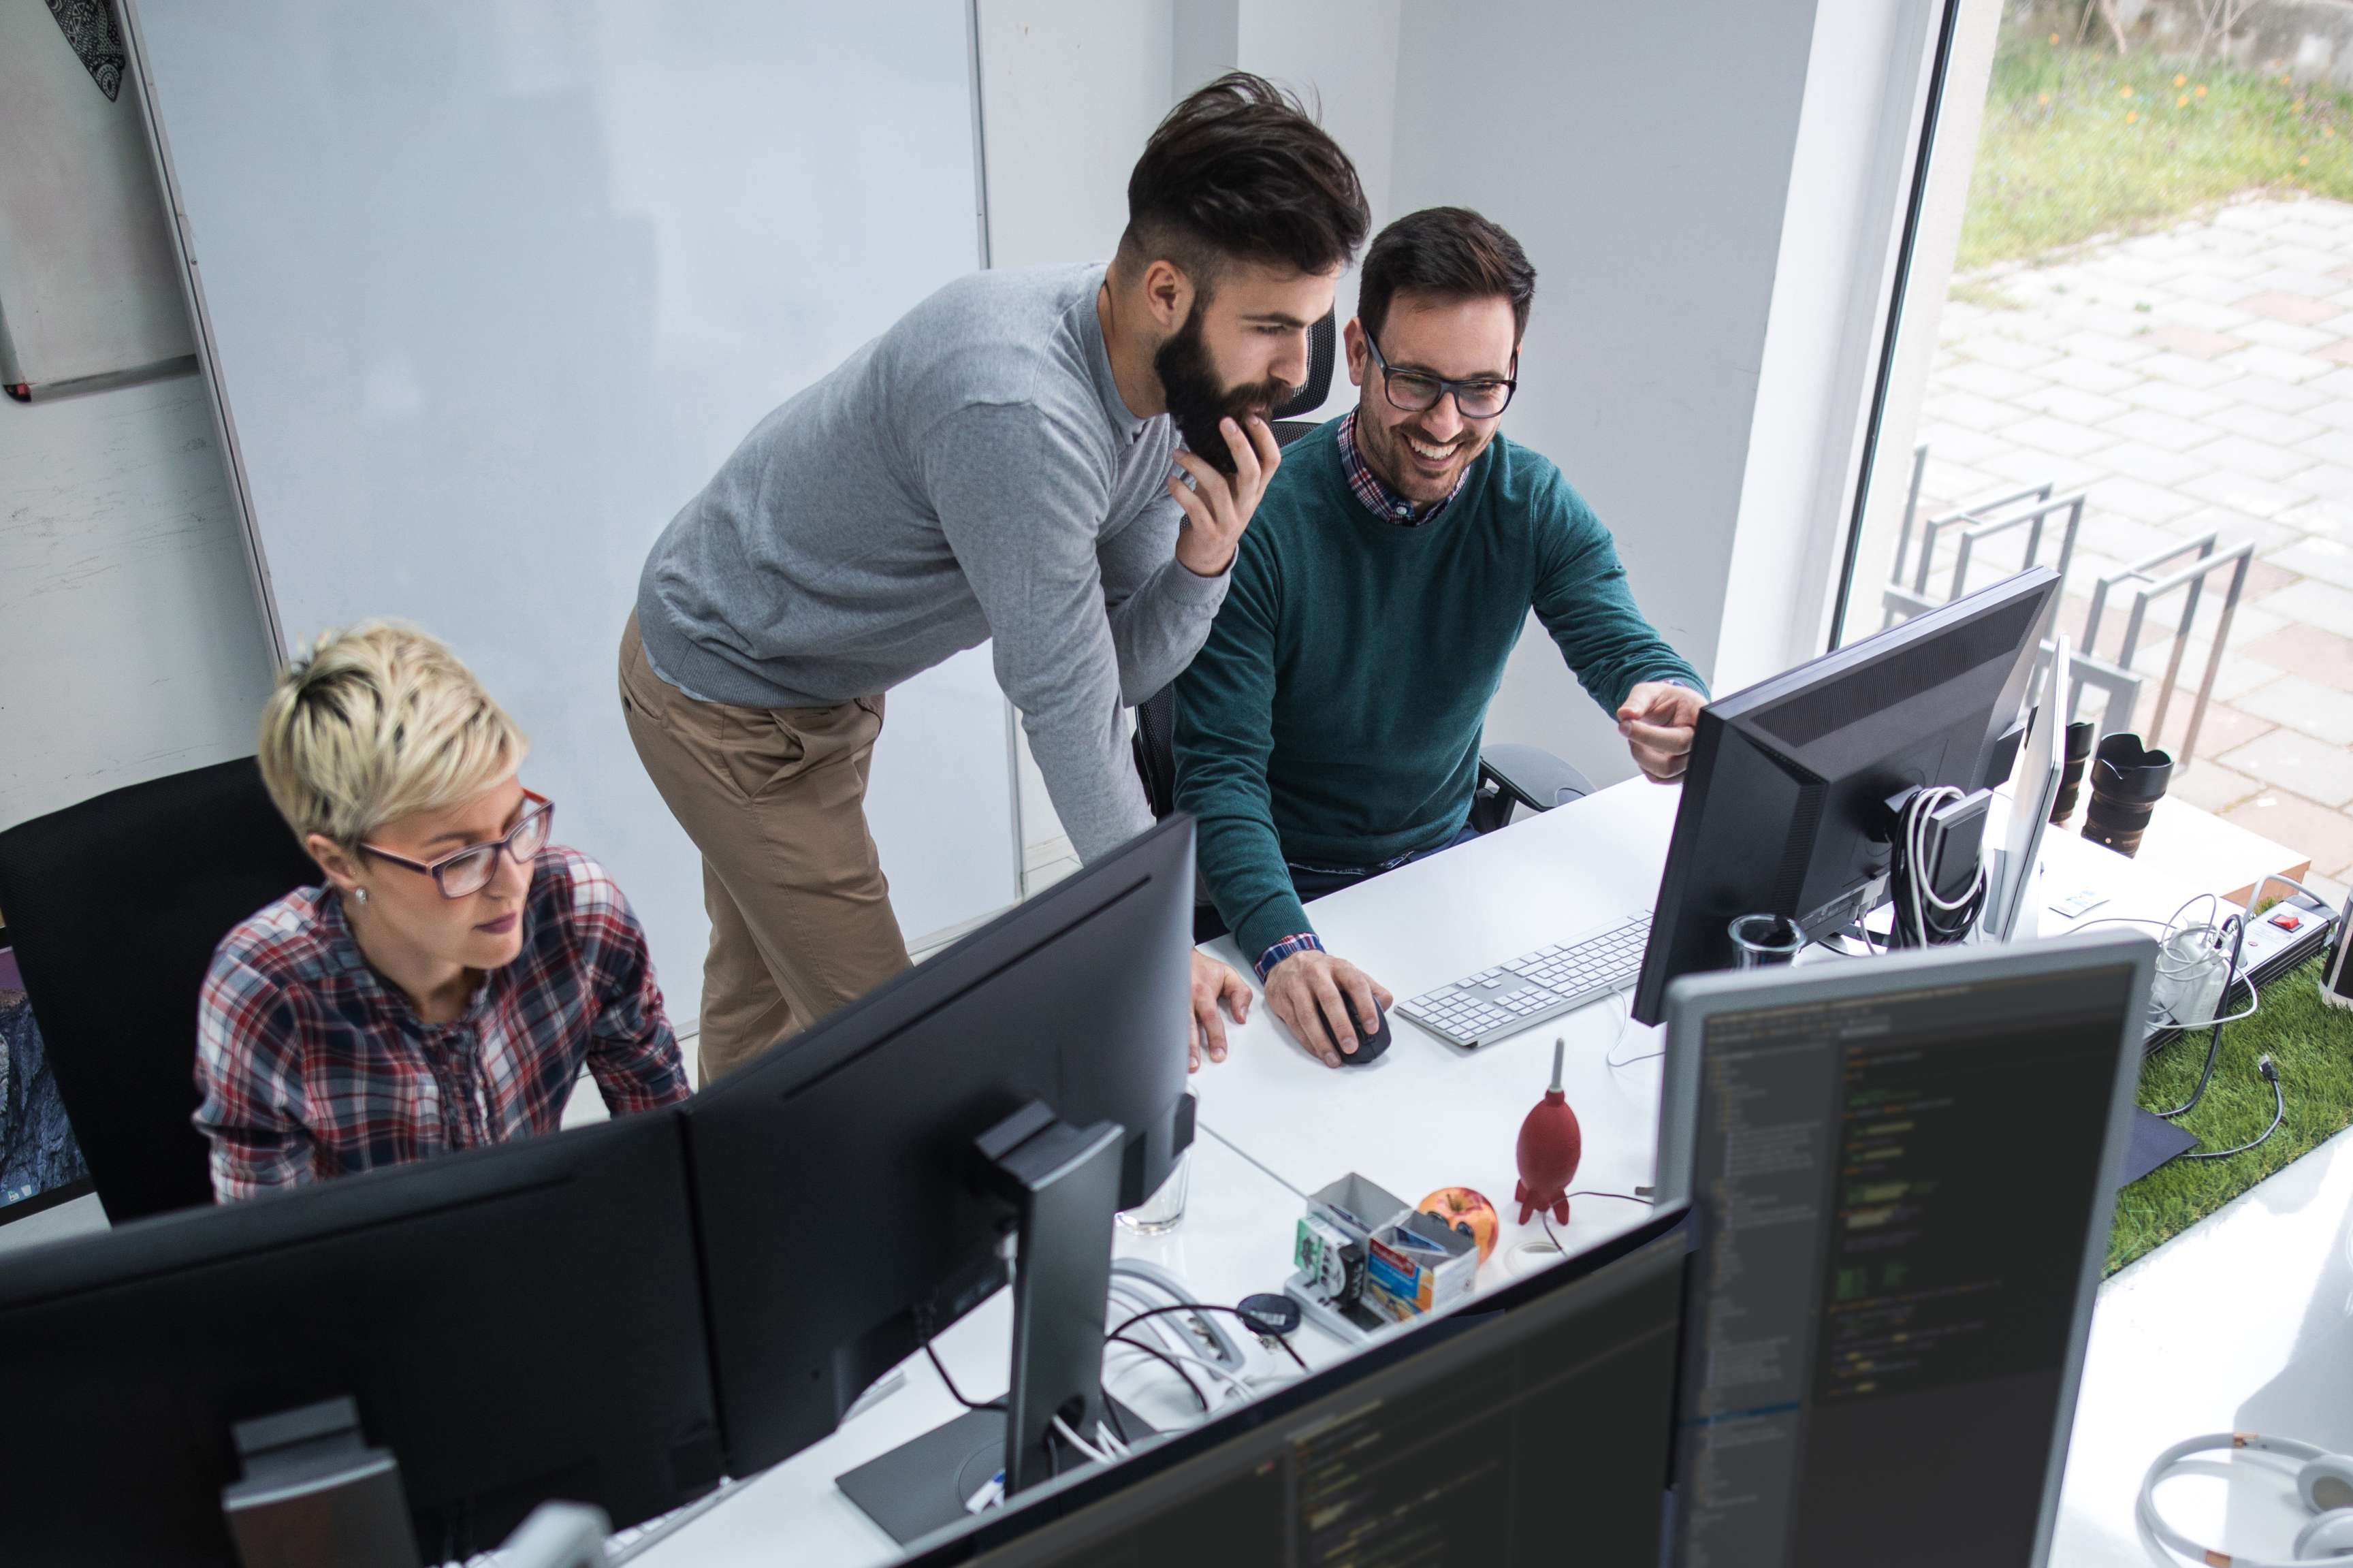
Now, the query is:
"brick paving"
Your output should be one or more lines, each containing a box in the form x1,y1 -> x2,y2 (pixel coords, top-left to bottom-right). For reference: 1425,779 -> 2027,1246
1891,195 -> 2353,899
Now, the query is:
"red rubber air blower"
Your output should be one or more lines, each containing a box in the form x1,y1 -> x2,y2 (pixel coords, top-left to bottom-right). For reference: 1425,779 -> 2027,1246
1515,1036 -> 1584,1224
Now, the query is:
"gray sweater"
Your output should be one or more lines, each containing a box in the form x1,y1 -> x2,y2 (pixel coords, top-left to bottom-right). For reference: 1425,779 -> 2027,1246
637,264 -> 1228,863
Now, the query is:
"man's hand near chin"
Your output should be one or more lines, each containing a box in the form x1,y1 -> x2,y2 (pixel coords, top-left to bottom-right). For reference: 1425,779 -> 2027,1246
1616,680 -> 1705,782
1264,948 -> 1393,1069
1188,950 -> 1253,1072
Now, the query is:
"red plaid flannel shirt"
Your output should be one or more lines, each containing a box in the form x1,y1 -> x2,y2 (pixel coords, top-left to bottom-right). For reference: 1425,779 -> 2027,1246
194,846 -> 688,1201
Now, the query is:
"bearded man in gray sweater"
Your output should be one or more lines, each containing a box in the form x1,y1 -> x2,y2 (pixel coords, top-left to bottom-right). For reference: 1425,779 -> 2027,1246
623,75 -> 1370,1083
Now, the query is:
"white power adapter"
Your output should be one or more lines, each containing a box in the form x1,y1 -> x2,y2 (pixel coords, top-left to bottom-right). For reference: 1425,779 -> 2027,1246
2151,927 -> 2231,1029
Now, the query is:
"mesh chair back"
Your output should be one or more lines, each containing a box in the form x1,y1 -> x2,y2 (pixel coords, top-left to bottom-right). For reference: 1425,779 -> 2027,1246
0,758 -> 318,1219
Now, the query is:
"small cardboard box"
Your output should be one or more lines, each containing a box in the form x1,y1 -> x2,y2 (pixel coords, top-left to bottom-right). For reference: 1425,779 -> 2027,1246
1361,1207 -> 1478,1322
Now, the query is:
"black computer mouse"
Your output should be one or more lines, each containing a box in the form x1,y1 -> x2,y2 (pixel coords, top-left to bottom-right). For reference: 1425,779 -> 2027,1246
1319,1008 -> 1392,1066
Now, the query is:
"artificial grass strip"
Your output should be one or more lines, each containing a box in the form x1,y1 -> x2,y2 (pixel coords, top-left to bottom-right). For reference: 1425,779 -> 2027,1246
2106,957 -> 2353,1276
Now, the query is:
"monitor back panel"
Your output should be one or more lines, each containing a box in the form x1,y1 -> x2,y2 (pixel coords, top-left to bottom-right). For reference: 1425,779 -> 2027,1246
684,815 -> 1196,1474
0,1113 -> 719,1566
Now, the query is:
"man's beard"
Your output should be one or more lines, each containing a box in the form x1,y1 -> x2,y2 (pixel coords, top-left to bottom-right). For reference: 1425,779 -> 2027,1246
1154,304 -> 1294,476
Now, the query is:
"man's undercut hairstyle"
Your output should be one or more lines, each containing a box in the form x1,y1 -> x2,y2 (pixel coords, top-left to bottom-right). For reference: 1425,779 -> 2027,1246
1358,207 -> 1539,347
257,620 -> 528,853
1118,72 -> 1370,293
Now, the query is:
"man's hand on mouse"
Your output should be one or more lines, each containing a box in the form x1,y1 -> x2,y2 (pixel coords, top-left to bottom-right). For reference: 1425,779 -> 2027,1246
1264,948 -> 1392,1069
1189,950 -> 1253,1072
1616,680 -> 1704,782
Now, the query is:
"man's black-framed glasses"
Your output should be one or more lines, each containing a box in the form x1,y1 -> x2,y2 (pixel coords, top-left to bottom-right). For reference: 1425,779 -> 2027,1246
362,790 -> 554,899
1365,333 -> 1516,419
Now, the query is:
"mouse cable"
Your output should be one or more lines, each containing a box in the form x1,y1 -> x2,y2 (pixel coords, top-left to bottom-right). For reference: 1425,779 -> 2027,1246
2180,1056 -> 2286,1162
921,1330 -> 1005,1413
1108,1304 -> 1309,1370
1603,992 -> 1663,1068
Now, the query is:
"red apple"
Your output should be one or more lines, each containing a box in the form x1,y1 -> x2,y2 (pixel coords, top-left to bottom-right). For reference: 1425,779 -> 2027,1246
1419,1187 -> 1500,1263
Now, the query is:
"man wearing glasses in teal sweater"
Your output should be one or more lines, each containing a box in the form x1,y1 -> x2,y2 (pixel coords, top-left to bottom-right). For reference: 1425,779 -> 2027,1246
1172,208 -> 1706,1066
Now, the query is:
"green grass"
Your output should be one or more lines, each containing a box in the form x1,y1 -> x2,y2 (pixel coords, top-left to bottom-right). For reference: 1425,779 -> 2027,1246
1957,25 -> 2353,272
2107,957 -> 2353,1275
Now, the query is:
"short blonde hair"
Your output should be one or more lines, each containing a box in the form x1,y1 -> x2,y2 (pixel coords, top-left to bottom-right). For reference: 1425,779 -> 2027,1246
257,621 -> 528,850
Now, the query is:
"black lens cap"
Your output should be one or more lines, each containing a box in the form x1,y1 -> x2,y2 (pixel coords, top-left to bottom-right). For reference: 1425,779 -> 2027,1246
1236,1292 -> 1302,1337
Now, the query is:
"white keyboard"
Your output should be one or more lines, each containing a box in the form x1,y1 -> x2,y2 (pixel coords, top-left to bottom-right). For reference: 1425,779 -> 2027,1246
1396,912 -> 1652,1049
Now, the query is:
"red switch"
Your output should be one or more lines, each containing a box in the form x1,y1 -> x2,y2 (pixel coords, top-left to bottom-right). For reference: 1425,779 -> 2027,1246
2272,912 -> 2303,931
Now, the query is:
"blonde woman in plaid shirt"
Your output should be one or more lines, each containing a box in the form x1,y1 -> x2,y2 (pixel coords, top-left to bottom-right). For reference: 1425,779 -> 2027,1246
194,623 -> 688,1201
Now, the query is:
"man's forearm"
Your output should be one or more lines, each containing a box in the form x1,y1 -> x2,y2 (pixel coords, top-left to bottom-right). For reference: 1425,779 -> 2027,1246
1029,703 -> 1157,863
1104,554 -> 1230,705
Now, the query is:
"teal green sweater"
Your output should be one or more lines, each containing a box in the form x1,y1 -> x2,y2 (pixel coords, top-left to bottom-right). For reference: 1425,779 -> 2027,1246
1171,421 -> 1703,965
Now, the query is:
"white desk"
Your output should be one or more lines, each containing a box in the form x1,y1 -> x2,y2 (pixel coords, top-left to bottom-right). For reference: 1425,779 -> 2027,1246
633,1132 -> 1330,1568
1193,779 -> 1681,1271
645,777 -> 2330,1567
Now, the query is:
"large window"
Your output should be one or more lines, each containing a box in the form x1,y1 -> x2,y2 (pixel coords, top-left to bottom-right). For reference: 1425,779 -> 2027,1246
1838,0 -> 2353,903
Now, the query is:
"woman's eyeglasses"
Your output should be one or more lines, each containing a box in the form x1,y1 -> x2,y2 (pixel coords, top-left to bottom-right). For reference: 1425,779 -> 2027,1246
1365,334 -> 1517,419
362,791 -> 554,899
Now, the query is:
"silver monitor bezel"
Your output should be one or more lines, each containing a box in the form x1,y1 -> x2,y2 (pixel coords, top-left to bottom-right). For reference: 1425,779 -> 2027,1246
1652,929 -> 2157,1568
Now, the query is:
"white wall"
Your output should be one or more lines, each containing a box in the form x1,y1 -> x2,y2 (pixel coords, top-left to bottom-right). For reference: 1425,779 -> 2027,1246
1715,0 -> 1945,692
1234,1 -> 1402,423
1388,0 -> 1827,785
975,0 -> 1174,272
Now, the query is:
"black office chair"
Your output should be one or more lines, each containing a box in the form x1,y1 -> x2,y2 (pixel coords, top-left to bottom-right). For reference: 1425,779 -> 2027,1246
0,758 -> 319,1220
1131,310 -> 1593,932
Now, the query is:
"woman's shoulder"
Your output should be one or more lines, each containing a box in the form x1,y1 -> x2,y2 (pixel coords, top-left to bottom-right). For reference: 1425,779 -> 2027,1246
531,846 -> 641,933
210,884 -> 336,987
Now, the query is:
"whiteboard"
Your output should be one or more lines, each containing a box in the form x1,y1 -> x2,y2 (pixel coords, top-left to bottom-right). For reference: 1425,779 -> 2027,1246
126,0 -> 1017,1026
0,1 -> 193,393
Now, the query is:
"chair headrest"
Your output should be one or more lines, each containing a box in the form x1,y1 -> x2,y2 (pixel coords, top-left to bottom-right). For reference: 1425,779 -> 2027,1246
1271,310 -> 1336,422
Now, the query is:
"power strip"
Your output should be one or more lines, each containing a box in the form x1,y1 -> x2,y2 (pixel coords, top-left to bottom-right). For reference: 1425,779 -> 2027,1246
2141,889 -> 2341,1055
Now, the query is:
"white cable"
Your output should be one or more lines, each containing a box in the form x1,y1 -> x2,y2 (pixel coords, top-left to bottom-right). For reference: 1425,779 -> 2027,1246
1893,786 -> 1984,948
1603,989 -> 1661,1068
1102,1337 -> 1262,1408
1051,1414 -> 1110,1467
2072,911 -> 2260,1029
1095,1420 -> 1128,1458
1104,1283 -> 1223,1370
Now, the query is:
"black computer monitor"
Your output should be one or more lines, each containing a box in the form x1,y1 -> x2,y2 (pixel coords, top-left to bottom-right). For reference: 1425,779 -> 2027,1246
0,1110 -> 720,1566
1630,566 -> 2058,1025
1655,931 -> 2154,1568
898,1205 -> 1691,1567
683,812 -> 1198,1528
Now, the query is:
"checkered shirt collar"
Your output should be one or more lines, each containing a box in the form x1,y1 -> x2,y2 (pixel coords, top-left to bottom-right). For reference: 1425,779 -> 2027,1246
1336,409 -> 1467,527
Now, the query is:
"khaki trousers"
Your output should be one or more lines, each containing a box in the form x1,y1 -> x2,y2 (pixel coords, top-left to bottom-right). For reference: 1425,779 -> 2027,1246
618,613 -> 911,1085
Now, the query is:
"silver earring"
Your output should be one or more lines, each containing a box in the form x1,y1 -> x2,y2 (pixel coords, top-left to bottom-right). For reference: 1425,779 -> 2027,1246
351,886 -> 369,905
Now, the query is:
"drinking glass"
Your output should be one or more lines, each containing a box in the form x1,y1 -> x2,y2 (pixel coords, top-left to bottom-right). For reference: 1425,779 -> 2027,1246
1729,913 -> 1806,968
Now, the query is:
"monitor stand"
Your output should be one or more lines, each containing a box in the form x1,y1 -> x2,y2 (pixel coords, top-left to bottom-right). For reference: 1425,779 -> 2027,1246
220,1396 -> 422,1568
837,1101 -> 1149,1546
